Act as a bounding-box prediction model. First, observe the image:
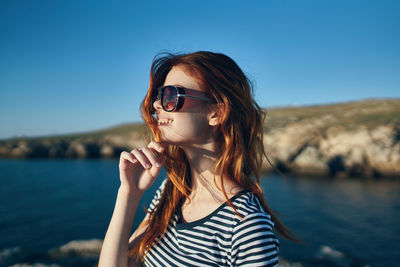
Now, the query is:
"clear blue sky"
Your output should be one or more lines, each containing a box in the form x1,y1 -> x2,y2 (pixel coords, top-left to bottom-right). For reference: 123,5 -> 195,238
1,0 -> 399,140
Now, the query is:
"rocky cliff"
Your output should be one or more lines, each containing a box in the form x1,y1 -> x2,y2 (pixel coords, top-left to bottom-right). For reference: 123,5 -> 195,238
1,98 -> 399,178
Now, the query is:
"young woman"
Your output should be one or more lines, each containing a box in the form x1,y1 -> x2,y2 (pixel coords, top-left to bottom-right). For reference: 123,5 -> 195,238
99,51 -> 300,267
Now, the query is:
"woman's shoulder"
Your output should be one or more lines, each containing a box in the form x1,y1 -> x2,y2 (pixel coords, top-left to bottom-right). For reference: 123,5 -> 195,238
230,193 -> 280,266
231,191 -> 275,228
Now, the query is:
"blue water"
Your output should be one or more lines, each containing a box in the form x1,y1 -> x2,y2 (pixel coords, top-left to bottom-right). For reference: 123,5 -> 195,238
0,159 -> 399,266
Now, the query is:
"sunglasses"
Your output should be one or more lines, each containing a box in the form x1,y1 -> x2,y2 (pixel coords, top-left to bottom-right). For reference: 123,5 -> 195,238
153,85 -> 211,112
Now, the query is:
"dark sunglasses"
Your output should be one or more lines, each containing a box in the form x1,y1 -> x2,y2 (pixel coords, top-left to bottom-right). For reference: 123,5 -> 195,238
153,85 -> 210,112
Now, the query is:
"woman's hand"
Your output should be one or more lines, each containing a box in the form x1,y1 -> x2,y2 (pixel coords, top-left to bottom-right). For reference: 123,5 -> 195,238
99,142 -> 165,267
118,141 -> 166,195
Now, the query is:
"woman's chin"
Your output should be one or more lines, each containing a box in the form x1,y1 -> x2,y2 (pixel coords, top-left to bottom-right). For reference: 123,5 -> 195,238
158,135 -> 188,146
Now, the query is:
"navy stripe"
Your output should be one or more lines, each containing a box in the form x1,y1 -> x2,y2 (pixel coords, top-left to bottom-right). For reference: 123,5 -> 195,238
176,226 -> 231,242
236,257 -> 279,267
177,232 -> 232,251
234,216 -> 275,236
234,230 -> 277,247
236,239 -> 279,255
238,248 -> 278,265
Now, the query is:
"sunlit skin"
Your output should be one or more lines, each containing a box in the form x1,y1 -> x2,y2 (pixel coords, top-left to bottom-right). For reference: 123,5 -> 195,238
154,65 -> 243,222
154,65 -> 214,146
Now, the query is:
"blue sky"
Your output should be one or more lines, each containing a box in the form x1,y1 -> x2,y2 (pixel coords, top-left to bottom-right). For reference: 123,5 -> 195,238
0,0 -> 399,139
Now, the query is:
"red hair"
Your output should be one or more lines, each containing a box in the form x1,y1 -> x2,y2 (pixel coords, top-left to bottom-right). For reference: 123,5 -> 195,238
129,51 -> 302,260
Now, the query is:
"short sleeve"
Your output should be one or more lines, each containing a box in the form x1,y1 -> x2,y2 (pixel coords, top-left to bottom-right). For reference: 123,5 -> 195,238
147,178 -> 168,213
231,212 -> 280,267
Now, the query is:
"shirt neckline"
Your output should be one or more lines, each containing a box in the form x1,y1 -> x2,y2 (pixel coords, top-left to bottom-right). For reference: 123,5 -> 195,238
175,189 -> 250,230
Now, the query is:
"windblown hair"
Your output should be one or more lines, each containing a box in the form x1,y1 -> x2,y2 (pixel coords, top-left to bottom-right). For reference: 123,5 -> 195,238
129,51 -> 302,260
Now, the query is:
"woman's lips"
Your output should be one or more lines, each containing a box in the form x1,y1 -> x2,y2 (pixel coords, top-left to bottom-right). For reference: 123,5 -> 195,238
156,112 -> 173,126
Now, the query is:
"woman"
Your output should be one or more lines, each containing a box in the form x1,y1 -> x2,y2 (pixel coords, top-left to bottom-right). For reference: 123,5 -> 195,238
99,51 -> 300,267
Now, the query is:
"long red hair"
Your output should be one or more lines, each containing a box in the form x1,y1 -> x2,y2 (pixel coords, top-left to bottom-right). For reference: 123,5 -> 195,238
129,51 -> 302,260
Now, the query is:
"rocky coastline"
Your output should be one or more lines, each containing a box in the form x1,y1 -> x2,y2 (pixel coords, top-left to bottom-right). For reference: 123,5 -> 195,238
1,99 -> 399,179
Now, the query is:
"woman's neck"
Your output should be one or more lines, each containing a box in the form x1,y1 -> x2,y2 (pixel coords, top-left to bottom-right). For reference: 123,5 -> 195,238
180,142 -> 242,202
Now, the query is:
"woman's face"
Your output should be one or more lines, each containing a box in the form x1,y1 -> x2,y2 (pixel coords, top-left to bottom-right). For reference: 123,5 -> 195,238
153,65 -> 215,146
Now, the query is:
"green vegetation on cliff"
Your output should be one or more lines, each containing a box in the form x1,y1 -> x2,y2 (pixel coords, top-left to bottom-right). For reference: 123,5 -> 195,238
263,98 -> 400,132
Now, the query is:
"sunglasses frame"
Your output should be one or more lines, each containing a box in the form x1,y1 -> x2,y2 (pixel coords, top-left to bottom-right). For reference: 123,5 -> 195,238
155,85 -> 210,112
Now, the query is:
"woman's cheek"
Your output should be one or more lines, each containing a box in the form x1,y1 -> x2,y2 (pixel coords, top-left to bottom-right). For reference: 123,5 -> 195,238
164,115 -> 211,144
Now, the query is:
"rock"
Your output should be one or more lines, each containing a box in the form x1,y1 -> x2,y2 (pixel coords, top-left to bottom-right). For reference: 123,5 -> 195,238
48,239 -> 102,258
65,142 -> 87,158
48,144 -> 66,158
10,143 -> 32,158
29,142 -> 50,158
319,127 -> 371,159
292,146 -> 330,176
64,141 -> 100,158
84,142 -> 101,158
262,123 -> 400,178
0,246 -> 25,267
100,144 -> 115,158
278,257 -> 303,267
264,121 -> 320,164
0,146 -> 12,157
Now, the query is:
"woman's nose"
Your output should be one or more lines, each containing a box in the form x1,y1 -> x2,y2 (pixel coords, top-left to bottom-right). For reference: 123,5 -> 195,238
153,98 -> 162,111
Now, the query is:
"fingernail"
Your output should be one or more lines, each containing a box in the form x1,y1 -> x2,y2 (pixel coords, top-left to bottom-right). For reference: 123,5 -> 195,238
155,162 -> 161,167
146,164 -> 151,169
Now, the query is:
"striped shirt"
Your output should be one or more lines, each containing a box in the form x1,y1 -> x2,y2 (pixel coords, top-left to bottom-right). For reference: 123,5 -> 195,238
144,179 -> 280,267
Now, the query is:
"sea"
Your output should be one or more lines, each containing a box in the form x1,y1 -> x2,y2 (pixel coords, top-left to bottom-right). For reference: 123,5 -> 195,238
0,159 -> 399,267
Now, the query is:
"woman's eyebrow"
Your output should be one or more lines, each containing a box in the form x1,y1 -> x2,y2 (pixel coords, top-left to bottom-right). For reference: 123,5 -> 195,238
171,84 -> 186,88
177,84 -> 203,90
162,83 -> 184,88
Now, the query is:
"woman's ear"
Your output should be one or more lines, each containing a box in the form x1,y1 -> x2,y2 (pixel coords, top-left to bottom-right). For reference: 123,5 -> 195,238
208,103 -> 225,126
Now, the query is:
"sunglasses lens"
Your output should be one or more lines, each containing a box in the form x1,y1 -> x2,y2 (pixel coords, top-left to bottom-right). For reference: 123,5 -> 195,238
162,86 -> 177,111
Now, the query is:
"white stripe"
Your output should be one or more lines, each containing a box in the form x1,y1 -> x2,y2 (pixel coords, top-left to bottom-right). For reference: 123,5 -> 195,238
179,225 -> 231,240
203,220 -> 233,231
176,232 -> 221,249
193,225 -> 231,239
236,249 -> 278,265
207,215 -> 235,225
219,209 -> 238,219
233,232 -> 277,251
237,243 -> 278,258
233,214 -> 273,234
178,229 -> 232,247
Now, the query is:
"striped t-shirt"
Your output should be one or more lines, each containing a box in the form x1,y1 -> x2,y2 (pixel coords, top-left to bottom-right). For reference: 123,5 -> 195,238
143,179 -> 280,267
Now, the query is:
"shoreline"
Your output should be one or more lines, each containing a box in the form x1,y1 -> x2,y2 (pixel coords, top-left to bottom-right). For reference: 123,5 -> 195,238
1,99 -> 399,179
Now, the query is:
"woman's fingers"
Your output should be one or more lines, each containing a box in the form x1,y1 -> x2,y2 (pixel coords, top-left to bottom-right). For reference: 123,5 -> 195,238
120,142 -> 165,170
141,147 -> 162,168
130,148 -> 152,169
120,151 -> 138,164
147,141 -> 165,154
146,142 -> 166,167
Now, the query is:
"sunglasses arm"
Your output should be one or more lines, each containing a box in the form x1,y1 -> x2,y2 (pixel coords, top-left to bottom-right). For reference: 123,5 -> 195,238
177,94 -> 210,101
